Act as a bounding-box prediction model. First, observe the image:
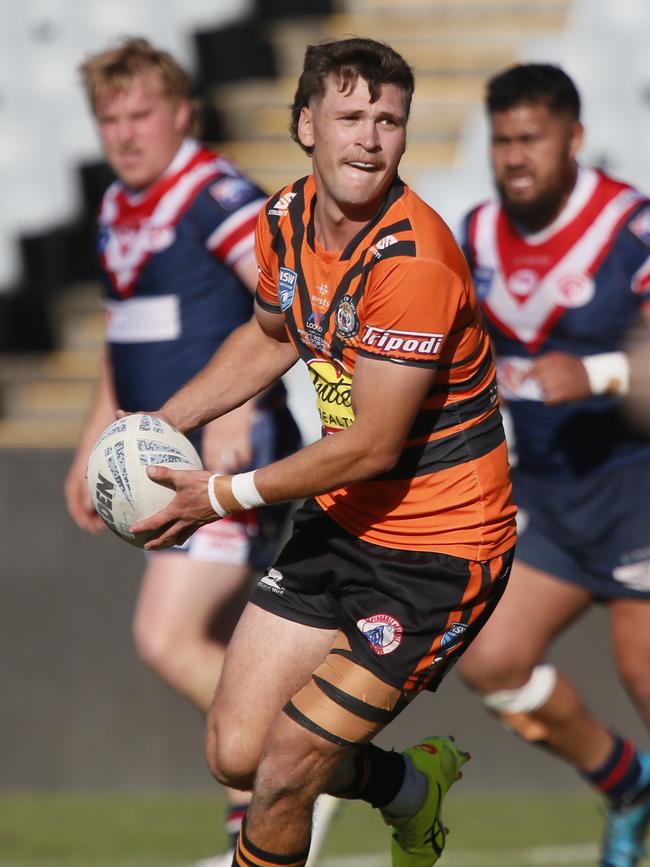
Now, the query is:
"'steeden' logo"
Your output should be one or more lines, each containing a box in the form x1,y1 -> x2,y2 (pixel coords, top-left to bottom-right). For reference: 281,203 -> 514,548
369,234 -> 398,258
257,568 -> 285,595
356,613 -> 403,656
278,267 -> 297,311
360,326 -> 444,356
268,192 -> 297,216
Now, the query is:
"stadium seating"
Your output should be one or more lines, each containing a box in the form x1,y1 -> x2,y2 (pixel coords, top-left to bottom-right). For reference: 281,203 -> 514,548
2,0 -> 649,447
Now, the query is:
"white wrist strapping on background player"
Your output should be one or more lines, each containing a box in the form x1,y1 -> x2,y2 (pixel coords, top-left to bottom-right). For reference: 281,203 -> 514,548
582,352 -> 630,396
207,473 -> 228,517
231,470 -> 266,510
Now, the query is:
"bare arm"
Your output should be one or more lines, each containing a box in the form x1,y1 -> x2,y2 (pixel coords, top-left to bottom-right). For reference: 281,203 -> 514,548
64,350 -> 117,533
161,304 -> 299,434
133,353 -> 439,549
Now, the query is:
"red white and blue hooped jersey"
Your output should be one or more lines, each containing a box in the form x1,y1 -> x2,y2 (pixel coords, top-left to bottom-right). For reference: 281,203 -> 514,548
97,138 -> 278,451
461,167 -> 650,478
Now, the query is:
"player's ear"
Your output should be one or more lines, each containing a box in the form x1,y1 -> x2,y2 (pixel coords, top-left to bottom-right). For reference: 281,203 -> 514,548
174,97 -> 193,135
568,119 -> 584,160
297,106 -> 315,150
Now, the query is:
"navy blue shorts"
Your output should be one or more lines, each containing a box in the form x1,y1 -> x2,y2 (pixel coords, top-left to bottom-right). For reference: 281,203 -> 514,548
513,458 -> 650,599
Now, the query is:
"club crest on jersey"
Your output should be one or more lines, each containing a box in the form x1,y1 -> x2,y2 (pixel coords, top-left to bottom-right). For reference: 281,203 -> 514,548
555,273 -> 595,308
440,621 -> 468,651
278,267 -> 297,311
508,268 -> 539,299
209,177 -> 253,209
335,295 -> 359,338
356,614 -> 403,656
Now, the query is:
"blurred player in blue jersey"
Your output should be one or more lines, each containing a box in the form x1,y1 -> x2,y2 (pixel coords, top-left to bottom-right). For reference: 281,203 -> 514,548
458,63 -> 650,867
63,38 -> 304,867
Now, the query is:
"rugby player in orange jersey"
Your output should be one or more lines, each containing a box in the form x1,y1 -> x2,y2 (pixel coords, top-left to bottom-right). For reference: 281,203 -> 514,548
130,37 -> 516,867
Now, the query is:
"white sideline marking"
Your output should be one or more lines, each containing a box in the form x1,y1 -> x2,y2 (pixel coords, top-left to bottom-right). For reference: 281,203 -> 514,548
320,842 -> 599,867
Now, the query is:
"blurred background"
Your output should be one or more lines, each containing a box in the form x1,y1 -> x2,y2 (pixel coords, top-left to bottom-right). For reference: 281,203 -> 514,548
1,0 -> 648,803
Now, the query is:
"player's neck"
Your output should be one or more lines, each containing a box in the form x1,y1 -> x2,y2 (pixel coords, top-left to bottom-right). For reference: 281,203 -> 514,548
313,197 -> 381,252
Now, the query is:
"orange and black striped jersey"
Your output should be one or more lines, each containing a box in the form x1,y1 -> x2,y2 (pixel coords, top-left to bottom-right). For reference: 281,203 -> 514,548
256,175 -> 516,559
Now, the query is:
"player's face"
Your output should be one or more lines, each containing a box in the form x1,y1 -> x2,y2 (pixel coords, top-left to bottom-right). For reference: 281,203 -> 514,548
298,74 -> 407,224
490,101 -> 583,230
94,71 -> 191,191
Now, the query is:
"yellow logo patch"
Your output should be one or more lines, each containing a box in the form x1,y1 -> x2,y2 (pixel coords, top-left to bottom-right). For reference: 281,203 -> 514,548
307,359 -> 355,432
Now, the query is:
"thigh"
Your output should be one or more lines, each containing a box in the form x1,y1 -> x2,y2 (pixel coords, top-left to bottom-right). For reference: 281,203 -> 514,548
208,601 -> 336,774
610,597 -> 650,716
135,550 -> 251,641
287,545 -> 514,749
459,557 -> 591,686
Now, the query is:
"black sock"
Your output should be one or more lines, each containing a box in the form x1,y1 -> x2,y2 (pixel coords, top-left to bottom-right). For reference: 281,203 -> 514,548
339,743 -> 407,809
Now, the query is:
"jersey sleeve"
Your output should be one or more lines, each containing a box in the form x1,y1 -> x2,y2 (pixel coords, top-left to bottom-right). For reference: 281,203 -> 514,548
357,257 -> 466,367
196,170 -> 267,270
254,206 -> 282,313
623,202 -> 650,305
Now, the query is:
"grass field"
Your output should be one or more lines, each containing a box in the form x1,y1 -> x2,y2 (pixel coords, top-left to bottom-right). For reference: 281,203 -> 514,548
0,791 -> 629,867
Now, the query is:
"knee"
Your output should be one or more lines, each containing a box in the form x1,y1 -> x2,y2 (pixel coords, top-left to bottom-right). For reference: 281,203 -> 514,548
254,743 -> 323,810
458,639 -> 536,694
618,654 -> 650,706
205,712 -> 257,791
133,615 -> 175,678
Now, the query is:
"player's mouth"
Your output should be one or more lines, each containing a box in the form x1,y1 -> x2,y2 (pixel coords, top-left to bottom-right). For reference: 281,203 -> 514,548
504,173 -> 534,191
345,160 -> 381,172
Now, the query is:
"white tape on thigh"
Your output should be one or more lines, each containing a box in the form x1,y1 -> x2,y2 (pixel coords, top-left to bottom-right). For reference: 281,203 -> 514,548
483,664 -> 557,714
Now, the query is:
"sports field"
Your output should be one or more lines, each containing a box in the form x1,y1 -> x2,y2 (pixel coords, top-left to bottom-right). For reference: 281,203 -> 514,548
0,791 -> 619,867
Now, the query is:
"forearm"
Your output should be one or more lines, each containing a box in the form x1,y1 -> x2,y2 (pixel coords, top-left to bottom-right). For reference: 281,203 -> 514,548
73,353 -> 117,464
162,316 -> 298,434
213,420 -> 397,513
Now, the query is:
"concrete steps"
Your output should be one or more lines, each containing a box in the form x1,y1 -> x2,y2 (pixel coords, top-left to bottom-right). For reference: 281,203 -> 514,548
0,283 -> 103,448
0,0 -> 574,449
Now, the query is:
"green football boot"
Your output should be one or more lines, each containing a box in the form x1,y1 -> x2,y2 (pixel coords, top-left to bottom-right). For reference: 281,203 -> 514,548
384,736 -> 469,867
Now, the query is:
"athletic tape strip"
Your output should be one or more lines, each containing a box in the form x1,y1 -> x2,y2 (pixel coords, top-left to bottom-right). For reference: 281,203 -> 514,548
207,473 -> 228,518
583,352 -> 630,396
483,664 -> 557,714
231,470 -> 265,510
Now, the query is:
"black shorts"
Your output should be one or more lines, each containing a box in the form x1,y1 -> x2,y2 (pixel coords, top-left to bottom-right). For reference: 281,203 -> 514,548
252,500 -> 514,746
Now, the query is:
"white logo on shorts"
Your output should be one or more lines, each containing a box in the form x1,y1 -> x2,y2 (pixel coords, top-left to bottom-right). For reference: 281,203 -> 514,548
356,613 -> 403,655
258,568 -> 285,595
613,560 -> 650,592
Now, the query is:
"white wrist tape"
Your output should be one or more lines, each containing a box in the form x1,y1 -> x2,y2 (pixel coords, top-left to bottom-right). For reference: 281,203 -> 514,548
582,352 -> 630,396
207,473 -> 228,518
483,664 -> 557,714
230,471 -> 265,510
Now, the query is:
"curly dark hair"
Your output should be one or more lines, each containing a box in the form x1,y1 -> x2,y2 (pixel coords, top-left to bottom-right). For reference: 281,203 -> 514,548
486,63 -> 581,120
290,37 -> 414,155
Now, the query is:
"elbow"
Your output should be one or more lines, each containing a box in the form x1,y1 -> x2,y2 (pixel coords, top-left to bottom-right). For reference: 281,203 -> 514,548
357,444 -> 401,479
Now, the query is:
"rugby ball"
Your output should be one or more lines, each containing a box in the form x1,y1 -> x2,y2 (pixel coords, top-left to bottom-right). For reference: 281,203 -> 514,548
86,413 -> 203,548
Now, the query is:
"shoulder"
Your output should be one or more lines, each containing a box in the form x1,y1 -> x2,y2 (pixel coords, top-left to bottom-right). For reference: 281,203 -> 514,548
193,150 -> 267,214
382,186 -> 471,279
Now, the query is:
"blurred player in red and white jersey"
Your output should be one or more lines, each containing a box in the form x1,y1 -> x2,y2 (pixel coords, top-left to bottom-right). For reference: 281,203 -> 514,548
128,37 -> 516,867
63,38 -> 302,866
458,63 -> 650,867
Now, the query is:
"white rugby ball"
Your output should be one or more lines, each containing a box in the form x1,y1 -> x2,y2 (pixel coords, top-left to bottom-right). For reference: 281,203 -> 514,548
87,413 -> 203,548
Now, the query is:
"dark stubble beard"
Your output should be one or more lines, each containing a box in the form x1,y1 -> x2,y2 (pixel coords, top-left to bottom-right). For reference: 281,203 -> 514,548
498,161 -> 578,233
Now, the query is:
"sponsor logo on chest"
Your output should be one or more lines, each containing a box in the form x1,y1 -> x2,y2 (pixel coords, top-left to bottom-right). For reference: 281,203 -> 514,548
360,325 -> 444,356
